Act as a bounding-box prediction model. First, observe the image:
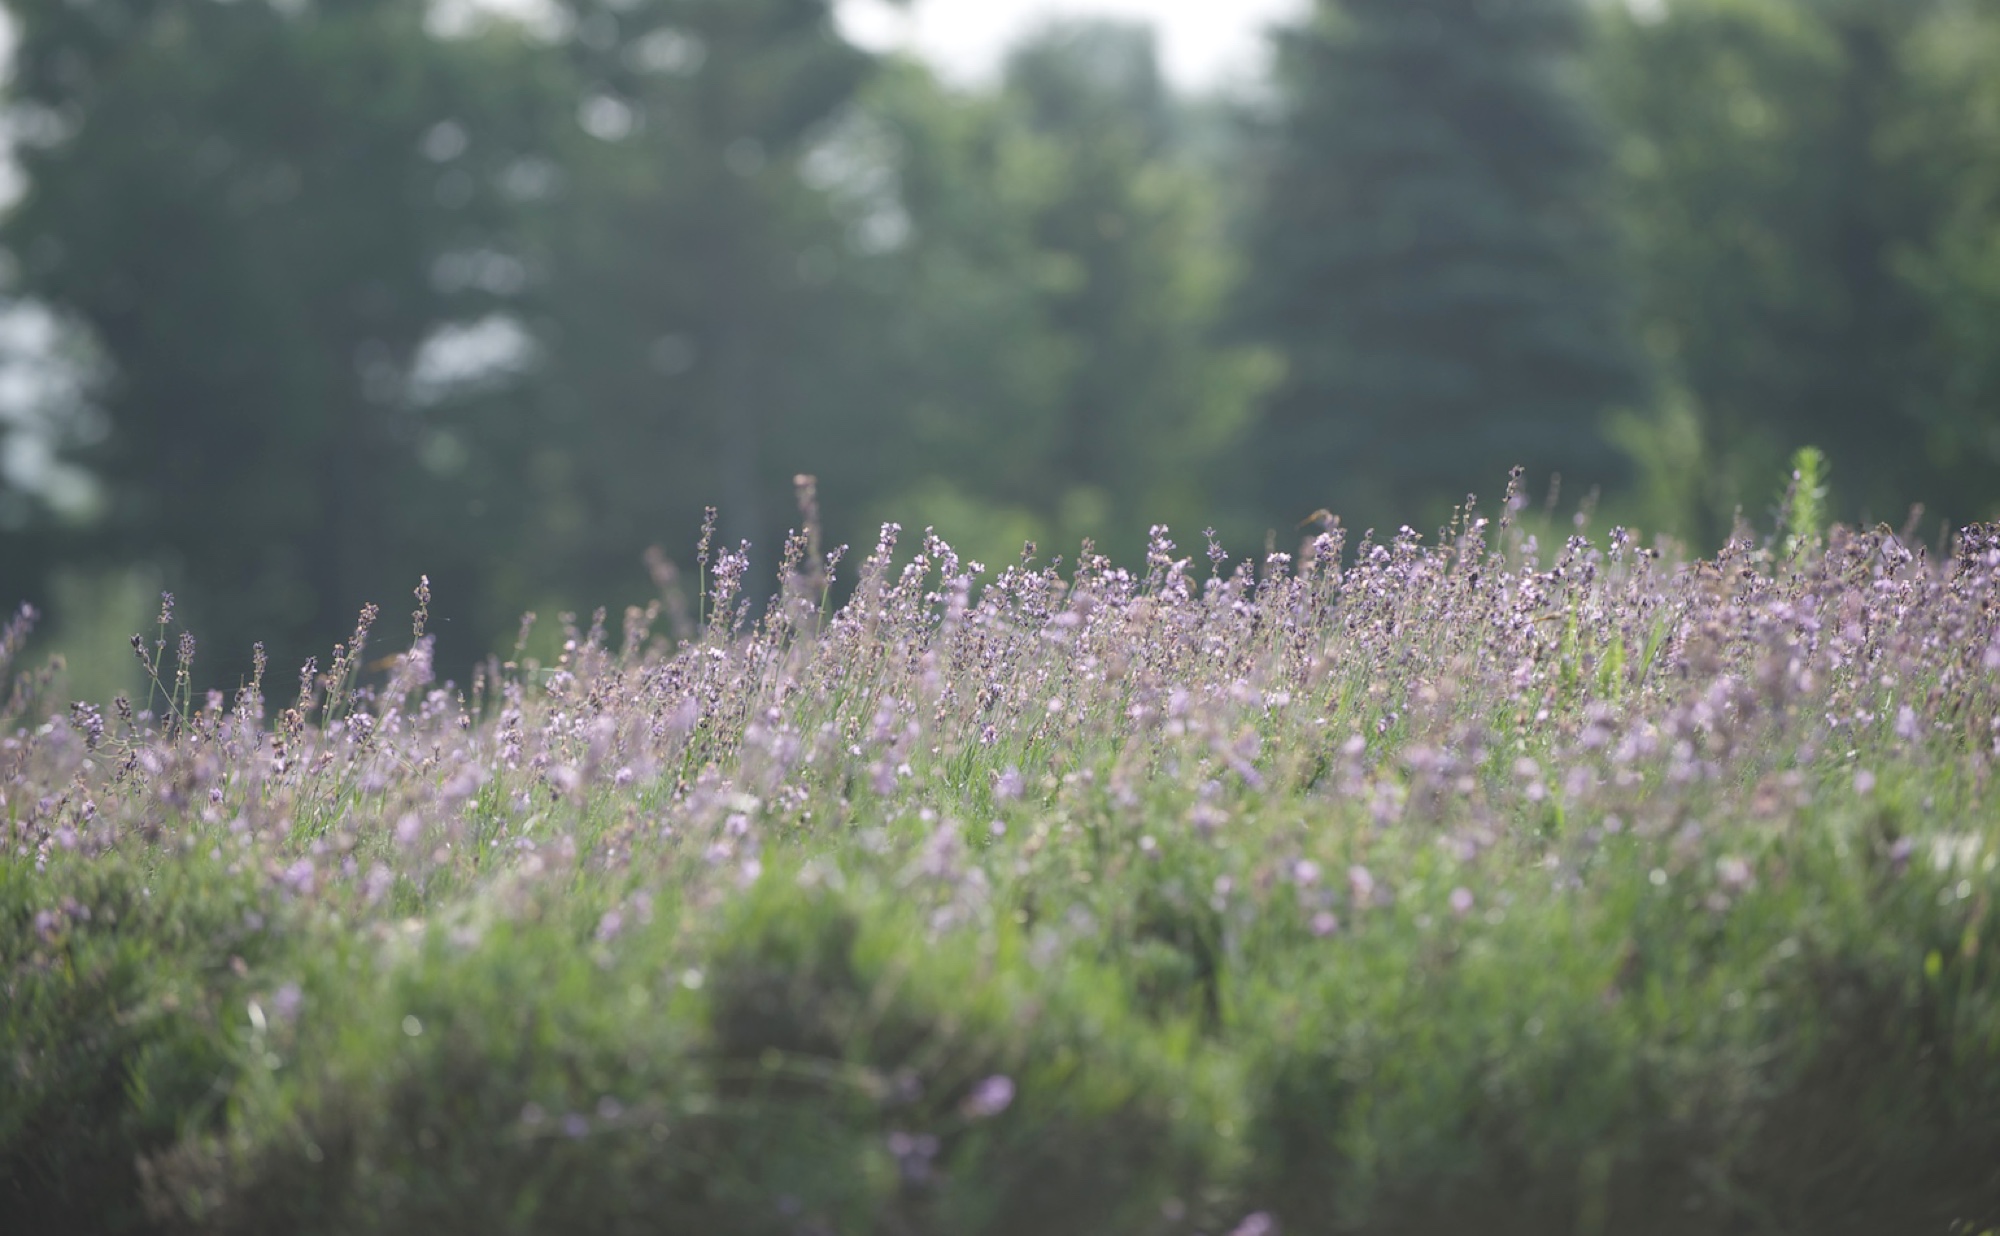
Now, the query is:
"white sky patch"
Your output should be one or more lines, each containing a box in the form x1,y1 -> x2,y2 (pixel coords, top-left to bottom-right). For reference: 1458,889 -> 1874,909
836,0 -> 1304,91
407,314 -> 538,408
0,302 -> 106,522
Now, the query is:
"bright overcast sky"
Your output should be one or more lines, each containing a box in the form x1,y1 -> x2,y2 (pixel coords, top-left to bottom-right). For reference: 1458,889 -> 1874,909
836,0 -> 1307,91
0,2 -> 1306,92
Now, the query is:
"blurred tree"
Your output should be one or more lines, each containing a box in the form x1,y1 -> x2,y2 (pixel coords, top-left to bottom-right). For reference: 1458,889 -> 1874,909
0,299 -> 106,632
997,21 -> 1272,559
521,0 -> 881,600
1600,0 -> 2000,540
0,0 -> 566,679
1902,0 -> 2000,525
1241,0 -> 1642,535
802,59 -> 1077,569
530,12 -> 1266,588
821,23 -> 1269,568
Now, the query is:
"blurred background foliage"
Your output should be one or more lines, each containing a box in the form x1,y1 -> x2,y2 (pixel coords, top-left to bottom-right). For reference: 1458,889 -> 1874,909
0,0 -> 1996,690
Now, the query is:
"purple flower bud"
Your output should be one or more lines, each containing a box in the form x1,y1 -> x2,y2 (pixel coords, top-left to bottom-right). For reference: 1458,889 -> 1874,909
961,1074 -> 1015,1119
1348,864 -> 1376,902
595,909 -> 625,942
281,859 -> 317,896
994,765 -> 1025,802
395,813 -> 425,847
871,761 -> 898,796
1716,856 -> 1753,892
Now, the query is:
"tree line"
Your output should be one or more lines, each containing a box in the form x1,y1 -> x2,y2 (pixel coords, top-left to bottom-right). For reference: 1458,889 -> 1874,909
1,0 -> 1996,684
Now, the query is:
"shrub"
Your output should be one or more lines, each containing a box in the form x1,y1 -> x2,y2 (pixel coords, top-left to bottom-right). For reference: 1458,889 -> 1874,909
1,851 -> 274,1235
141,874 -> 1230,1236
1241,819 -> 2000,1234
703,877 -> 1235,1235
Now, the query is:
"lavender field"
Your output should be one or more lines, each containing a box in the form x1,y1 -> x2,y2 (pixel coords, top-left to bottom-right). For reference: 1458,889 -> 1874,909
7,482 -> 2000,1234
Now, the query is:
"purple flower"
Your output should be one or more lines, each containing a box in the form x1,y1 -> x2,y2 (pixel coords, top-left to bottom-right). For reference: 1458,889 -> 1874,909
440,766 -> 483,802
280,859 -> 317,896
887,1130 -> 941,1182
595,909 -> 625,942
870,761 -> 898,796
988,764 -> 1024,804
1348,864 -> 1376,903
961,1074 -> 1015,1119
1228,1213 -> 1278,1236
395,813 -> 425,848
1449,887 -> 1475,916
1889,836 -> 1915,869
886,1130 -> 939,1160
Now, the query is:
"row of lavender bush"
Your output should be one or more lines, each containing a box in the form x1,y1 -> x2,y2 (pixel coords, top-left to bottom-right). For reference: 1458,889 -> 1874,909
6,475 -> 2000,1234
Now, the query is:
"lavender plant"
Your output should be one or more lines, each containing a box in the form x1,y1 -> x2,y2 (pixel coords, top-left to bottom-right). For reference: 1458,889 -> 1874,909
5,475 -> 2000,1234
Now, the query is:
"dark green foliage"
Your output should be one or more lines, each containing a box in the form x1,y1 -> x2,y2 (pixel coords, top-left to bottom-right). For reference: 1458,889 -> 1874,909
1,0 -> 568,677
787,24 -> 1268,568
25,819 -> 2000,1236
704,880 -> 1230,1235
522,0 -> 881,582
0,853 -> 274,1234
1119,883 -> 1225,1032
1240,829 -> 2000,1233
1242,0 -> 1642,533
135,877 -> 1228,1236
1598,0 -> 2000,541
993,22 -> 1269,560
145,914 -> 731,1236
0,3 -> 1272,666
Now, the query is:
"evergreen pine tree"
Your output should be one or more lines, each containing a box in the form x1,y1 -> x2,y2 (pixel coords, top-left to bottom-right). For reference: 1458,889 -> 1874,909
1242,0 -> 1641,532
